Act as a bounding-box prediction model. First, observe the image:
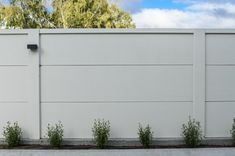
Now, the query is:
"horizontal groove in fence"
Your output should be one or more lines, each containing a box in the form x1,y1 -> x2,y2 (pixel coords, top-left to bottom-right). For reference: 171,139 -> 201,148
41,100 -> 193,103
40,64 -> 193,66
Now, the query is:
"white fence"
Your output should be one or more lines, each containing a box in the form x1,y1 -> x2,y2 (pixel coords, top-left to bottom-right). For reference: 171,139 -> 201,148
0,29 -> 235,140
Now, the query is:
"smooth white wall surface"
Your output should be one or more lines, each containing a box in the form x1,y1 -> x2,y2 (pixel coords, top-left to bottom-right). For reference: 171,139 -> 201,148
0,32 -> 39,139
40,32 -> 194,138
0,35 -> 28,65
41,66 -> 192,102
206,66 -> 235,101
206,34 -> 235,64
206,34 -> 235,137
0,66 -> 28,101
0,29 -> 235,139
41,102 -> 192,138
40,34 -> 193,65
206,102 -> 235,137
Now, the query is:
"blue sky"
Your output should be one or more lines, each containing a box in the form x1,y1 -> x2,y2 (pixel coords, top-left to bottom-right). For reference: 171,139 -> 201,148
115,0 -> 235,28
119,0 -> 235,11
140,0 -> 187,9
121,0 -> 188,12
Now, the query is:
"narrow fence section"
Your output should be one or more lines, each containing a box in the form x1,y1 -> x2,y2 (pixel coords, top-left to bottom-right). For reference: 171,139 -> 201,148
0,29 -> 234,140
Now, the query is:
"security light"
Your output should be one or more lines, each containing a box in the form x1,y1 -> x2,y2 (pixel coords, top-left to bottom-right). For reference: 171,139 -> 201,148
27,44 -> 38,51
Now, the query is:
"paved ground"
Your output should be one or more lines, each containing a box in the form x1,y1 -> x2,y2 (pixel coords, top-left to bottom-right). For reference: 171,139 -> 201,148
0,148 -> 235,156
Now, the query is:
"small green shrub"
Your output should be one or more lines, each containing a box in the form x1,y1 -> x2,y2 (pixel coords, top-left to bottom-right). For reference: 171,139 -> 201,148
138,123 -> 153,148
3,121 -> 22,148
182,117 -> 202,148
230,118 -> 235,145
92,119 -> 110,148
46,121 -> 64,148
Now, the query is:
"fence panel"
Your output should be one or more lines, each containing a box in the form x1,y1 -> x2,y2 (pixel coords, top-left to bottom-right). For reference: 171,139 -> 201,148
0,30 -> 40,139
40,31 -> 194,138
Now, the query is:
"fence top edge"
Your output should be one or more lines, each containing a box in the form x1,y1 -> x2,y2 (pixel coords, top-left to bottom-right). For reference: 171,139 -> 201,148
1,28 -> 235,34
39,28 -> 235,34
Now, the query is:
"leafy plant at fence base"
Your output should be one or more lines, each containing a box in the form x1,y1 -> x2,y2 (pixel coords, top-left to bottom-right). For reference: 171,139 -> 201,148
3,121 -> 22,148
182,116 -> 203,148
92,119 -> 110,148
230,118 -> 235,145
138,123 -> 153,148
46,121 -> 64,148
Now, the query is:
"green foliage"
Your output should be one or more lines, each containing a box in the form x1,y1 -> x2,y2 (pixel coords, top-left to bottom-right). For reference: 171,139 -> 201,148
0,0 -> 54,28
92,119 -> 110,148
230,118 -> 235,145
46,121 -> 64,148
3,121 -> 22,148
182,117 -> 203,148
138,123 -> 153,148
51,0 -> 135,28
0,0 -> 135,28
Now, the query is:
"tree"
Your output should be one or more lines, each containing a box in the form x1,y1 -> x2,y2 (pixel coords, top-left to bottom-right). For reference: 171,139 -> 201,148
51,0 -> 135,28
0,0 -> 135,28
0,0 -> 54,28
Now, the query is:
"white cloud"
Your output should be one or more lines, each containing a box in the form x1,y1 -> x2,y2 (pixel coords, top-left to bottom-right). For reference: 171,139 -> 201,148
187,2 -> 235,14
132,2 -> 235,28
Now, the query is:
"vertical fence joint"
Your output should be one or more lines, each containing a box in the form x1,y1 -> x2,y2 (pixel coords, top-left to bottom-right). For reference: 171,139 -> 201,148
193,30 -> 206,136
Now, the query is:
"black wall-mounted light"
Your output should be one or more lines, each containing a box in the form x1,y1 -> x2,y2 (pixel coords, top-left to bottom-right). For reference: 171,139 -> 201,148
27,44 -> 38,51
